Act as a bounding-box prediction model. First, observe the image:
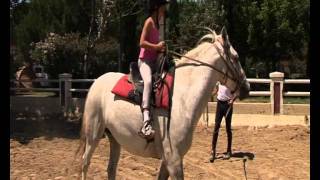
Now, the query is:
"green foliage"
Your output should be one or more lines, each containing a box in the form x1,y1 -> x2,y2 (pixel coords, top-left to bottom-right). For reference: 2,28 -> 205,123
169,0 -> 309,78
29,33 -> 118,78
246,0 -> 309,73
170,0 -> 222,52
11,0 -> 91,66
11,0 -> 309,79
30,33 -> 84,78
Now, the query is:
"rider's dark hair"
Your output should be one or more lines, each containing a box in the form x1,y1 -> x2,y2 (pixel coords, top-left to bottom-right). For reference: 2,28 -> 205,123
147,0 -> 169,16
146,0 -> 168,29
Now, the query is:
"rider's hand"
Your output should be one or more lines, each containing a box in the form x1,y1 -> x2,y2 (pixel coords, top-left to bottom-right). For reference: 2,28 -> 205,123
156,41 -> 166,52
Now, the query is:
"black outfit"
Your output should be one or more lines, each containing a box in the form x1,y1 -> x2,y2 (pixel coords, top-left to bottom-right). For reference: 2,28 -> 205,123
211,99 -> 233,157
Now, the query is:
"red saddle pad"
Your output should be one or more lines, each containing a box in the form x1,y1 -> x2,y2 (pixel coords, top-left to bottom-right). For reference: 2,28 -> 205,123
111,74 -> 174,109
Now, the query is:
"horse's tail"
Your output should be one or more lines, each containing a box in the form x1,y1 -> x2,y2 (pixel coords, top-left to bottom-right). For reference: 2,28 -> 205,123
65,111 -> 89,179
74,81 -> 97,160
75,111 -> 87,159
74,90 -> 97,171
74,83 -> 105,177
74,108 -> 88,167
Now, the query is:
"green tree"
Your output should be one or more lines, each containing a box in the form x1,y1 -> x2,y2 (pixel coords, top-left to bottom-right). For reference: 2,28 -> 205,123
11,0 -> 309,79
172,0 -> 221,52
29,32 -> 118,78
246,0 -> 309,76
11,0 -> 91,67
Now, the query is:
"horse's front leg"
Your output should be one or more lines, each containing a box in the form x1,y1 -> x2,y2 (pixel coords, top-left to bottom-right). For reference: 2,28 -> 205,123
157,160 -> 169,180
163,151 -> 184,180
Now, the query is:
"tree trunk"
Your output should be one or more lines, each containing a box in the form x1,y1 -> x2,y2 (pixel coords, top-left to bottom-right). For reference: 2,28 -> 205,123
122,14 -> 138,73
168,0 -> 179,44
83,0 -> 96,79
118,16 -> 122,72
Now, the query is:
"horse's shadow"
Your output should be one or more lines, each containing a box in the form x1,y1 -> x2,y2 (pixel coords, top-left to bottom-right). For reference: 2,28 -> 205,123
216,151 -> 255,161
10,112 -> 81,144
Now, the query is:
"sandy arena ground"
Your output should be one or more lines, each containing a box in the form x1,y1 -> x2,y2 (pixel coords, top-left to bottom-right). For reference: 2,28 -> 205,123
10,113 -> 310,180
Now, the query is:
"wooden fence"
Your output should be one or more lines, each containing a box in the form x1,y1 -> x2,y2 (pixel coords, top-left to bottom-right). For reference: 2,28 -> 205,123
10,72 -> 309,115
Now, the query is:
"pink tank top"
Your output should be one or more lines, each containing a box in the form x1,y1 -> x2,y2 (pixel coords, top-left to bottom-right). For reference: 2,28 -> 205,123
139,26 -> 159,62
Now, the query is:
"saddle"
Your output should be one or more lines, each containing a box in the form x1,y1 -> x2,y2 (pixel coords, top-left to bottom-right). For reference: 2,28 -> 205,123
127,62 -> 143,94
127,54 -> 172,106
111,54 -> 174,109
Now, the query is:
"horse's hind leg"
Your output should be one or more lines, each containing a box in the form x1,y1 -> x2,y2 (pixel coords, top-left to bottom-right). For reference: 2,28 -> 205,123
106,130 -> 121,180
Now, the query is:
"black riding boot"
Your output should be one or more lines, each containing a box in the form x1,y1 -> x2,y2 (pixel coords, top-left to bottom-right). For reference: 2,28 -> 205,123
210,100 -> 224,163
225,106 -> 233,159
227,130 -> 232,153
210,130 -> 219,163
224,131 -> 232,159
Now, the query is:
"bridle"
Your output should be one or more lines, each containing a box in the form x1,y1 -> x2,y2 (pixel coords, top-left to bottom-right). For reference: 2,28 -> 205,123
168,38 -> 244,94
212,39 -> 243,94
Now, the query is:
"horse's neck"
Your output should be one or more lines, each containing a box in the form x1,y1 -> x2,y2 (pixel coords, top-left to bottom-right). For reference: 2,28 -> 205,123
173,61 -> 219,129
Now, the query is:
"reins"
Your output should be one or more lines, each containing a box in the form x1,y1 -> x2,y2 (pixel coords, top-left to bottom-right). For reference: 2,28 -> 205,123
168,50 -> 237,82
167,40 -> 243,94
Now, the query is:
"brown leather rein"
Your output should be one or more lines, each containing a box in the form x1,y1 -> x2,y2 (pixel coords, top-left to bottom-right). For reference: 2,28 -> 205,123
168,42 -> 243,94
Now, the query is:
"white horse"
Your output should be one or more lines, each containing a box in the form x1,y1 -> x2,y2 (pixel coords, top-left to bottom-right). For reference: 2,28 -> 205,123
77,27 -> 250,180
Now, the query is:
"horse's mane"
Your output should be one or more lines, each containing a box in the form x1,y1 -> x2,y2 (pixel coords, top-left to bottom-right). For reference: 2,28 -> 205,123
197,27 -> 217,44
175,27 -> 218,66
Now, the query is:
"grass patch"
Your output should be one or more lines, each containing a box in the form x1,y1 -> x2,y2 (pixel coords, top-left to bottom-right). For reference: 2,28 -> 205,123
13,91 -> 57,97
284,97 -> 309,104
211,96 -> 309,104
211,96 -> 270,103
238,96 -> 270,103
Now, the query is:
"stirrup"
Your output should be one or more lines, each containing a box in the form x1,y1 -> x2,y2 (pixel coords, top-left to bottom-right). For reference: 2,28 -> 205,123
138,119 -> 155,140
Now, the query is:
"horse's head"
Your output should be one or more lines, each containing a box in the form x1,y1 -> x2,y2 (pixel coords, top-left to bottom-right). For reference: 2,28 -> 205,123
198,27 -> 250,100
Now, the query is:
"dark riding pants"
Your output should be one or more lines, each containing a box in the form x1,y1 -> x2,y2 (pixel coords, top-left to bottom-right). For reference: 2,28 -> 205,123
211,100 -> 233,153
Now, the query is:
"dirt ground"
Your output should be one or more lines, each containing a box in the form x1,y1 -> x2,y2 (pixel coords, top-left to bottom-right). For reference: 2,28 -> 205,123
10,113 -> 309,180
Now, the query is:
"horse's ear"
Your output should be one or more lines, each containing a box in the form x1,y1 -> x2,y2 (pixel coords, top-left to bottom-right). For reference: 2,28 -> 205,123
220,26 -> 228,41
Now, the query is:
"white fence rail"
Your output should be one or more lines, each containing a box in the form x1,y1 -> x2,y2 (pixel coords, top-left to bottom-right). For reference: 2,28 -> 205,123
246,78 -> 310,98
10,72 -> 309,114
284,79 -> 310,84
246,78 -> 271,96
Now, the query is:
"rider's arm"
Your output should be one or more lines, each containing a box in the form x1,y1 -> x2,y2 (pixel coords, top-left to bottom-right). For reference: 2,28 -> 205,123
140,18 -> 165,52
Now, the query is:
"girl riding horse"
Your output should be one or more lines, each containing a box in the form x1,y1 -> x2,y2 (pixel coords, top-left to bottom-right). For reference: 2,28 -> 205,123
138,0 -> 168,139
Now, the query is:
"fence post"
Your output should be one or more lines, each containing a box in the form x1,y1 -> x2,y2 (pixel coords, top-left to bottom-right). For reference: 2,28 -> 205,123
59,73 -> 72,114
269,72 -> 284,115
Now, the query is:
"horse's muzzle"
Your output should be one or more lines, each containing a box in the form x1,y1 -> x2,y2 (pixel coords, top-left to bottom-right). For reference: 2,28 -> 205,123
238,80 -> 250,100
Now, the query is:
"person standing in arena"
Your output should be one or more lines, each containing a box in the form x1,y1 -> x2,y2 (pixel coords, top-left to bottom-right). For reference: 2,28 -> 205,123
210,81 -> 237,163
